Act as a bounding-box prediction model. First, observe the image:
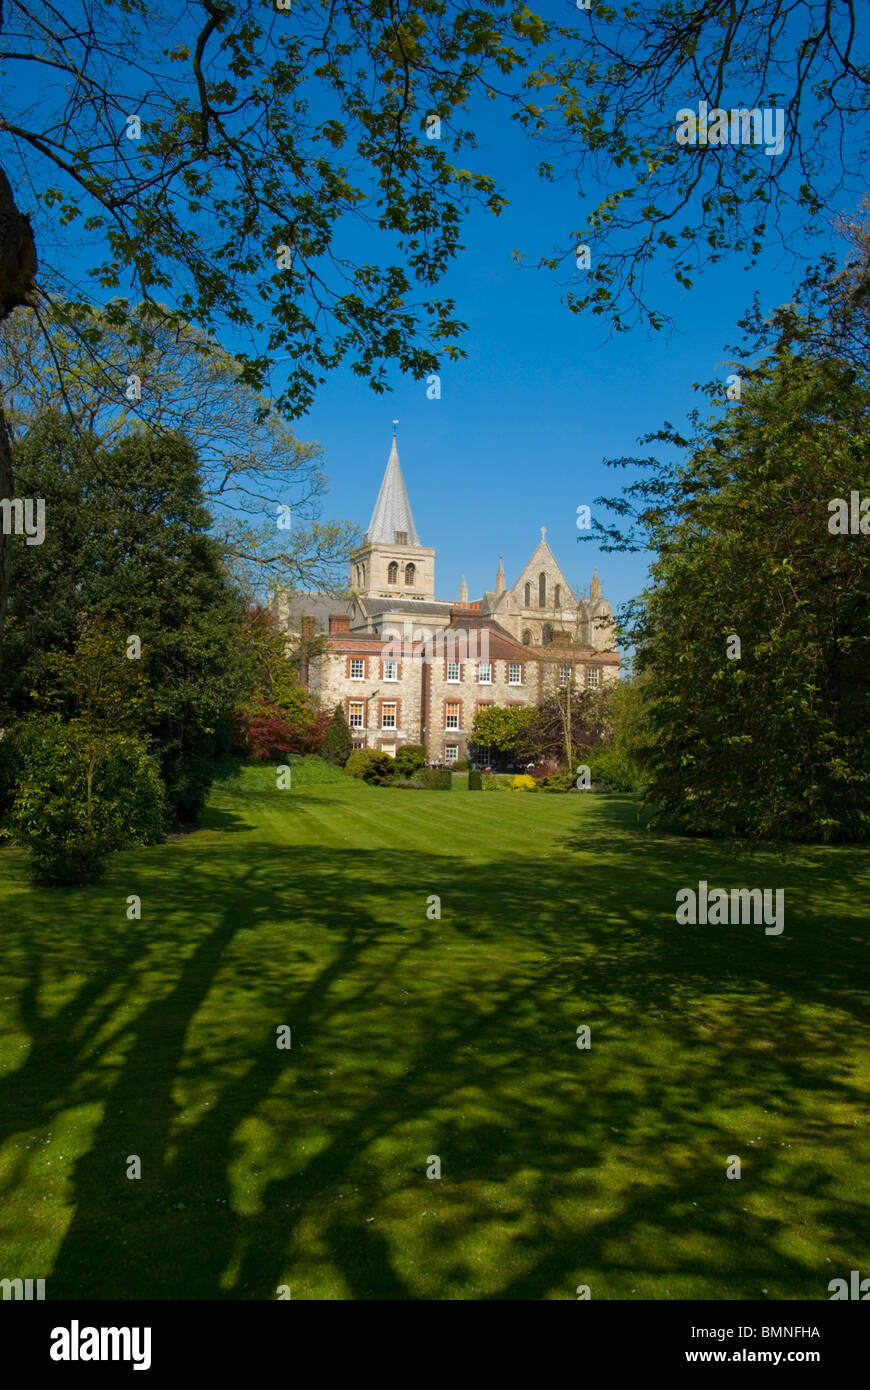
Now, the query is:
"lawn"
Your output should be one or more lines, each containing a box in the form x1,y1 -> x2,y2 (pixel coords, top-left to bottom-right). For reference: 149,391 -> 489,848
0,758 -> 868,1300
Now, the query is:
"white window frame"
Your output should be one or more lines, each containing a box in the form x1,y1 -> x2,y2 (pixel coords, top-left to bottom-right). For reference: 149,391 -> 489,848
444,745 -> 459,764
587,666 -> 601,689
446,660 -> 460,683
349,657 -> 365,680
348,701 -> 365,729
508,662 -> 522,685
477,661 -> 492,685
558,665 -> 570,687
445,702 -> 460,730
381,702 -> 397,729
383,659 -> 398,682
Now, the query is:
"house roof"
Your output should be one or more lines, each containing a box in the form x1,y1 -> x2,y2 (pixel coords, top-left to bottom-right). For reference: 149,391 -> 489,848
359,597 -> 456,618
278,592 -> 355,632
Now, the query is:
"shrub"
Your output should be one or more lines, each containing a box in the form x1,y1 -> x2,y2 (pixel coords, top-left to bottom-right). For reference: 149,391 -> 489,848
394,743 -> 427,777
321,704 -> 353,766
482,773 -> 507,791
415,767 -> 452,790
468,769 -> 483,791
509,774 -> 537,791
345,748 -> 381,778
344,748 -> 395,784
361,754 -> 395,785
0,727 -> 18,834
232,701 -> 298,762
452,759 -> 470,772
8,718 -> 166,884
587,748 -> 638,791
530,761 -> 557,779
302,708 -> 333,753
537,770 -> 577,792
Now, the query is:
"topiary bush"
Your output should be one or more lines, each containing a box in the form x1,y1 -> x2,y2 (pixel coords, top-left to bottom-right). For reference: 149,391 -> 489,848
414,767 -> 452,790
321,704 -> 353,766
8,718 -> 166,884
468,769 -> 483,790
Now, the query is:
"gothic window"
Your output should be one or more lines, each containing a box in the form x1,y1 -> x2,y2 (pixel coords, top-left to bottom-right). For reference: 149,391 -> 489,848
554,584 -> 561,609
395,530 -> 408,545
405,562 -> 416,586
538,572 -> 546,607
387,561 -> 398,584
542,623 -> 553,645
524,582 -> 531,607
522,629 -> 532,646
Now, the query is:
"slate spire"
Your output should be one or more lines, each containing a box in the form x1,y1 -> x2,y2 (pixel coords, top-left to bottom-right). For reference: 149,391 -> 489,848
366,435 -> 421,545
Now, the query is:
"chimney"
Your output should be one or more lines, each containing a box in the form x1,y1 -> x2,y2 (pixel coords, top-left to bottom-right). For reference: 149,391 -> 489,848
301,616 -> 316,642
329,613 -> 351,635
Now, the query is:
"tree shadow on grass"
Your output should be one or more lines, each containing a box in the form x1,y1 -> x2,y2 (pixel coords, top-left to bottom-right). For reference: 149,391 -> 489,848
0,800 -> 867,1300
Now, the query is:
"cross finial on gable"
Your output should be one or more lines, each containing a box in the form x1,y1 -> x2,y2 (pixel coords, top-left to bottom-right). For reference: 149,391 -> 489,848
540,525 -> 546,541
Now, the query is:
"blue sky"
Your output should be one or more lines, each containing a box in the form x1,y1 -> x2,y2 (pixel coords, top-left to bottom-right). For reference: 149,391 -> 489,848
7,5 -> 859,630
291,107 -> 852,623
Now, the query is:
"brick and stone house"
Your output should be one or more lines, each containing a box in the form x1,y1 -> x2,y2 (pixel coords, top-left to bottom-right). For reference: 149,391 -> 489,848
275,435 -> 619,763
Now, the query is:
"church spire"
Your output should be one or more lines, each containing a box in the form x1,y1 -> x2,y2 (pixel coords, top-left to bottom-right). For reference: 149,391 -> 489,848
590,568 -> 601,599
459,575 -> 468,603
366,433 -> 420,545
495,555 -> 506,595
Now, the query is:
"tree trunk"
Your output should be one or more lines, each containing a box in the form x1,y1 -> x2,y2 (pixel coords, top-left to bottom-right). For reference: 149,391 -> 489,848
0,163 -> 38,670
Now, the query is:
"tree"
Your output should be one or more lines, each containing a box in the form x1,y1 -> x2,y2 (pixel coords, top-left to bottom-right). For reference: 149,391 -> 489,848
0,301 -> 361,595
320,704 -> 352,767
0,0 -> 561,663
586,234 -> 870,838
470,704 -> 537,759
0,166 -> 37,666
516,692 -> 611,771
532,3 -> 870,333
3,414 -> 245,823
7,717 -> 165,884
535,587 -> 616,770
0,3 -> 864,668
0,0 -> 563,419
233,603 -> 324,758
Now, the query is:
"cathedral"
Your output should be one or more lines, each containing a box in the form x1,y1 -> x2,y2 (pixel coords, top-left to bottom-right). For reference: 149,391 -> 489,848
277,435 -> 619,763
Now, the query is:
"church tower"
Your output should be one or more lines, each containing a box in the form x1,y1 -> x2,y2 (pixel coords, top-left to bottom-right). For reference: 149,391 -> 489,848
349,432 -> 436,600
